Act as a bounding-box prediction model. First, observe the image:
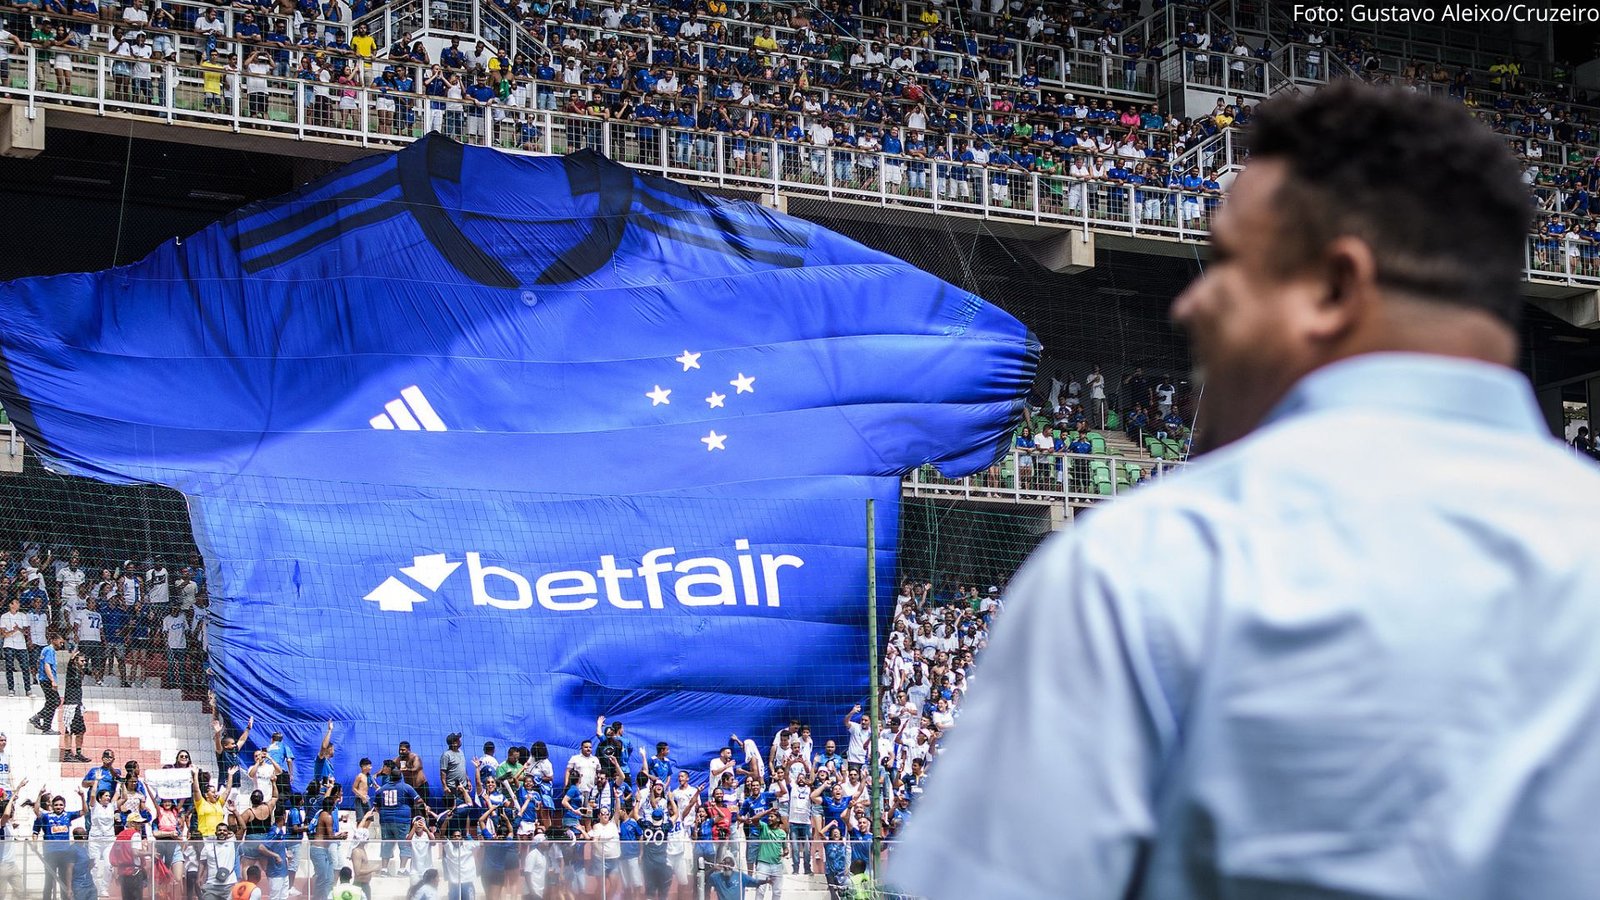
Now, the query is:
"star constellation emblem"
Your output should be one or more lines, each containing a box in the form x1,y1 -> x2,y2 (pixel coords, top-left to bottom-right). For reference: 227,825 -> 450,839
643,351 -> 755,453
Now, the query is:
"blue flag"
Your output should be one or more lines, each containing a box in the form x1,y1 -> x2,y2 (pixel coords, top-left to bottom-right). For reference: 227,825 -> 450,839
0,137 -> 1036,785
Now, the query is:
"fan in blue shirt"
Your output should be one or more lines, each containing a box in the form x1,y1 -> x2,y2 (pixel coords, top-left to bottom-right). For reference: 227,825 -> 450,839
639,810 -> 673,893
374,774 -> 420,824
71,835 -> 97,895
35,799 -> 81,843
618,811 -> 643,859
646,745 -> 675,783
813,745 -> 845,773
560,783 -> 585,826
262,824 -> 291,880
818,785 -> 852,829
82,758 -> 118,797
823,821 -> 850,886
738,786 -> 775,836
37,640 -> 57,687
709,863 -> 771,900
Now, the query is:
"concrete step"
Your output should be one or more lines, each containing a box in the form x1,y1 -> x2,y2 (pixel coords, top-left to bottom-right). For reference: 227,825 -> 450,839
0,682 -> 212,802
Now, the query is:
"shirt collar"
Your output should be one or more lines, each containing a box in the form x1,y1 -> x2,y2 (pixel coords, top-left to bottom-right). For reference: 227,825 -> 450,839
1261,352 -> 1546,434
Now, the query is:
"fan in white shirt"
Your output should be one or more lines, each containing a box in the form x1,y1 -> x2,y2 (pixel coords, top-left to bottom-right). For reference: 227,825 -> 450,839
201,830 -> 239,887
56,563 -> 86,609
443,835 -> 479,887
565,747 -> 600,792
121,3 -> 149,29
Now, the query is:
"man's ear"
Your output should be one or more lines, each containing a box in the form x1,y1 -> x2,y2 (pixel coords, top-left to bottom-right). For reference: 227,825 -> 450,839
1311,235 -> 1379,341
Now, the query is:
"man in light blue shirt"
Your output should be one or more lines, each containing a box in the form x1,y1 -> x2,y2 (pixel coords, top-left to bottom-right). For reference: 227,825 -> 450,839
895,82 -> 1600,899
264,730 -> 294,799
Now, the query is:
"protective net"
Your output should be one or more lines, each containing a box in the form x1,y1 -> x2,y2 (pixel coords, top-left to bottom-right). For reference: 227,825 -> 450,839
0,446 -> 1048,895
0,135 -> 1156,900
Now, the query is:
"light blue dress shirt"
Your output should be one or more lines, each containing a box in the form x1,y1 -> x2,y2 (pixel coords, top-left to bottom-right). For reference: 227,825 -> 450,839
893,353 -> 1600,900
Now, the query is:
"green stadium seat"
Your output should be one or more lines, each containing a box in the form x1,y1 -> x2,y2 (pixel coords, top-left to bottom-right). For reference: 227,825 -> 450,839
1096,480 -> 1116,495
1089,436 -> 1107,455
1106,411 -> 1121,429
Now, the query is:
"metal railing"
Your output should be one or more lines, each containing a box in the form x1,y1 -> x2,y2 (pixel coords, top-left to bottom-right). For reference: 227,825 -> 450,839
1177,48 -> 1277,96
1527,233 -> 1600,288
0,43 -> 1227,229
2,833 -> 918,899
0,41 -> 1590,289
906,447 -> 1188,507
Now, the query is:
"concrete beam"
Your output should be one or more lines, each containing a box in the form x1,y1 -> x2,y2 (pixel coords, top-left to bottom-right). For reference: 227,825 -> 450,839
1026,228 -> 1096,274
0,102 -> 44,158
1527,288 -> 1600,329
43,106 -> 380,162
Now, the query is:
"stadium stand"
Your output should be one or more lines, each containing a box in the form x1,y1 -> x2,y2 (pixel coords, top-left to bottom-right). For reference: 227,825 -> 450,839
0,0 -> 1578,293
0,2 -> 1583,897
0,1 -> 1408,266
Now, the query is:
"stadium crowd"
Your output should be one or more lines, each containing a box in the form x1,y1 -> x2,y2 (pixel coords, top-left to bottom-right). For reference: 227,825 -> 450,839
0,0 -> 1591,255
1263,23 -> 1600,274
0,544 -> 211,714
0,0 -> 1242,223
996,367 -> 1189,493
0,519 -> 1001,900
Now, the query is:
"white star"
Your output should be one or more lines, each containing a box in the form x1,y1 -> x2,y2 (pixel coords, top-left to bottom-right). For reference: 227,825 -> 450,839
706,391 -> 726,409
730,373 -> 756,394
676,350 -> 702,371
701,430 -> 727,451
646,385 -> 672,406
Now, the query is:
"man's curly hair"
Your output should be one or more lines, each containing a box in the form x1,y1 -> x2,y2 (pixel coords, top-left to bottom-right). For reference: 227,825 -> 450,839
1246,79 -> 1532,325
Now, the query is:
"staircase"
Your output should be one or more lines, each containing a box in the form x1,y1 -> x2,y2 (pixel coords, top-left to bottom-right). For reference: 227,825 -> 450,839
0,676 -> 213,802
1103,429 -> 1150,460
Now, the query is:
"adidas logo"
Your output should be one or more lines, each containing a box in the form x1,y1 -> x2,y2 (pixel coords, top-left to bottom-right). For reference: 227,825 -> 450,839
369,385 -> 448,432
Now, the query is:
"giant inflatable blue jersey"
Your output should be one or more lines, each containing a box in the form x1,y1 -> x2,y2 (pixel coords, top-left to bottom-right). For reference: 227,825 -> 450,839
0,137 -> 1037,788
